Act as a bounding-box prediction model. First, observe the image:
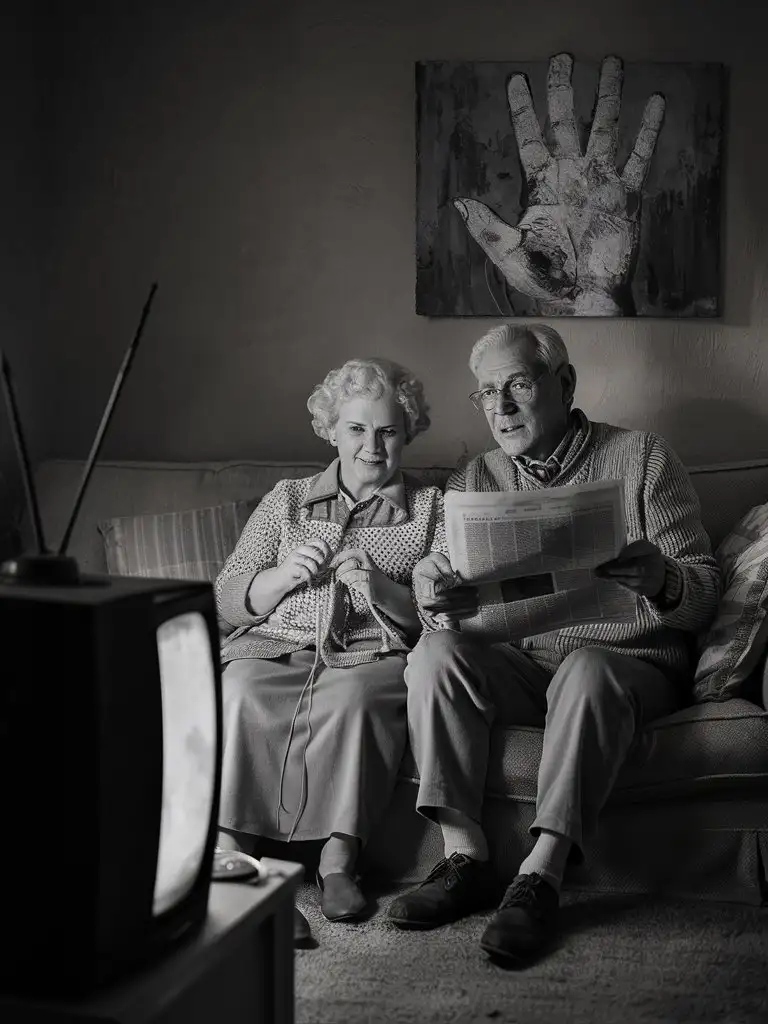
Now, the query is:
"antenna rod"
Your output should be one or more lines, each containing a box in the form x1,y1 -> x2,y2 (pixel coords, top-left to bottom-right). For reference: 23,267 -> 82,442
58,282 -> 158,556
0,351 -> 48,555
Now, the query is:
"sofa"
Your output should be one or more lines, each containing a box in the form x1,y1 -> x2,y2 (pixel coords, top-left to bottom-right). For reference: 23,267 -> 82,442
32,455 -> 768,905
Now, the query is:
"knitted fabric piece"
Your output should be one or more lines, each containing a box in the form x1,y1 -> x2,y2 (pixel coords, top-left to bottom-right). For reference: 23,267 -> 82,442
215,468 -> 446,664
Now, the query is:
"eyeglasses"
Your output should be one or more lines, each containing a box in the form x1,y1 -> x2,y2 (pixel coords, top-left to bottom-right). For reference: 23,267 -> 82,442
469,371 -> 548,411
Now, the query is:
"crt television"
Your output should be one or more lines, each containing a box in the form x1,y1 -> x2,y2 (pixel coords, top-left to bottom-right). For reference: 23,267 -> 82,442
0,571 -> 223,999
0,283 -> 223,999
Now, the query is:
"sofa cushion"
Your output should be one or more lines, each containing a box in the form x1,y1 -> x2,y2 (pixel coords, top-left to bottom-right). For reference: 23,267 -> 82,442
685,459 -> 768,548
99,499 -> 260,581
33,460 -> 328,573
398,698 -> 768,804
694,503 -> 768,702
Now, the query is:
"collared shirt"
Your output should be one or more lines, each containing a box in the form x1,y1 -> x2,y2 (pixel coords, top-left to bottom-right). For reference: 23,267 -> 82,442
300,458 -> 409,528
510,413 -> 578,484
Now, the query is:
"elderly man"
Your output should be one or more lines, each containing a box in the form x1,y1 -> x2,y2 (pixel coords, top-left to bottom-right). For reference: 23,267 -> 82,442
387,323 -> 719,963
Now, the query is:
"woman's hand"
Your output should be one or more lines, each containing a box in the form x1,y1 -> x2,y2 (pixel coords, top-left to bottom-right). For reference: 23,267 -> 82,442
330,548 -> 386,606
330,548 -> 421,636
278,539 -> 334,590
246,538 -> 334,618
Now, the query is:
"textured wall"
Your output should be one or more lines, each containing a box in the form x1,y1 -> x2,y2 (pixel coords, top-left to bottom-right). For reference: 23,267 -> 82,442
0,6 -> 47,545
37,0 -> 768,474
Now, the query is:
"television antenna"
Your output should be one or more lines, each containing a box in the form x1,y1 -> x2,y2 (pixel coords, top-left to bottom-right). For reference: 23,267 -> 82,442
0,283 -> 158,584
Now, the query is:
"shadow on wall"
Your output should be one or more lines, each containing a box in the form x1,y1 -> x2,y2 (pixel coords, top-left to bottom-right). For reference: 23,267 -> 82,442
720,66 -> 768,330
652,397 -> 768,466
0,464 -> 22,561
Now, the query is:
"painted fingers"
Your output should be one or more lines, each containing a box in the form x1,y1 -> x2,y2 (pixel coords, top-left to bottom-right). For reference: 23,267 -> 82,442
622,93 -> 666,192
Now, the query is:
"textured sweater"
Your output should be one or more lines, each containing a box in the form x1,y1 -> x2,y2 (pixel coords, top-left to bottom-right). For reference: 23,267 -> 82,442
215,459 -> 445,665
443,410 -> 720,682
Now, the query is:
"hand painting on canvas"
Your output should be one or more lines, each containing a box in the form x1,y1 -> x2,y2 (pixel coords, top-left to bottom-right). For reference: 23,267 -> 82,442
453,55 -> 664,317
416,55 -> 724,318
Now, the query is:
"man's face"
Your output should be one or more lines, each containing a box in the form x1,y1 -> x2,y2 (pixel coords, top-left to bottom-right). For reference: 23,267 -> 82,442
473,336 -> 573,461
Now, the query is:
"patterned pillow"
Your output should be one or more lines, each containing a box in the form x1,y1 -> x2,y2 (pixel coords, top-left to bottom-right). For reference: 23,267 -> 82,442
693,503 -> 768,702
99,499 -> 259,582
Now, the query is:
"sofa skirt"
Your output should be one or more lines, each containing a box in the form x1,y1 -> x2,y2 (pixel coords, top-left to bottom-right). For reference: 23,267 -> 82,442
362,697 -> 768,906
363,780 -> 768,905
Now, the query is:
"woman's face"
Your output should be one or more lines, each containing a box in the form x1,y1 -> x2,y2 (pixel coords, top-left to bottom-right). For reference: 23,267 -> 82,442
331,393 -> 407,501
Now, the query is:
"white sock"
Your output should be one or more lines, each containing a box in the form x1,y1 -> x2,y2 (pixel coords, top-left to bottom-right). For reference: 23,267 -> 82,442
518,829 -> 571,892
318,833 -> 359,879
437,808 -> 489,862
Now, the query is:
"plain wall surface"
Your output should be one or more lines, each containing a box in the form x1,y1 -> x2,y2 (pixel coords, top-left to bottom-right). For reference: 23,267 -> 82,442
0,6 -> 47,540
26,0 -> 768,480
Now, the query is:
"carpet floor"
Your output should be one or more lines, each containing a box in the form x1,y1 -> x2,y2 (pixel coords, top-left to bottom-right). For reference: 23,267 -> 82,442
294,883 -> 768,1024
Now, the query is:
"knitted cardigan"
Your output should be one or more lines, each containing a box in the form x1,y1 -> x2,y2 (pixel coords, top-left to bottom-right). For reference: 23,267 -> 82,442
215,463 -> 445,665
443,411 -> 720,682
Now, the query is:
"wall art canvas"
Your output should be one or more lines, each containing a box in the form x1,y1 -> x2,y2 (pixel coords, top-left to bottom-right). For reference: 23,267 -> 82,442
416,56 -> 724,317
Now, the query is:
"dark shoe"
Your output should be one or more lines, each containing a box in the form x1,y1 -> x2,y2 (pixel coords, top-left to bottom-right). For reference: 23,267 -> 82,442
317,871 -> 367,921
480,872 -> 559,963
387,854 -> 501,929
293,906 -> 312,946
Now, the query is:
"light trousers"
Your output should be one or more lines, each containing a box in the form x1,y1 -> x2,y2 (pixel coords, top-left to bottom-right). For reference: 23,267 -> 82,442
404,630 -> 682,860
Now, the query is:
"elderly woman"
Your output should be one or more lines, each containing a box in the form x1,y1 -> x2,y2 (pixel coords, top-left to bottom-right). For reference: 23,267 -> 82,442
214,357 -> 443,935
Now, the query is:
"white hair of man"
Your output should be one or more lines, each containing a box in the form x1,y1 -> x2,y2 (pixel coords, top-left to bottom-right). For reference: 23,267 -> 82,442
468,323 -> 570,379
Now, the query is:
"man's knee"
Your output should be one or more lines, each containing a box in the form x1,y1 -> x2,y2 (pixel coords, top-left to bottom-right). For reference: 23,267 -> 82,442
548,647 -> 633,712
405,630 -> 468,698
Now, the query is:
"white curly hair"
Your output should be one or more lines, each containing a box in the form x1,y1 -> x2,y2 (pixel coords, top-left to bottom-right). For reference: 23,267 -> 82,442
307,357 -> 430,444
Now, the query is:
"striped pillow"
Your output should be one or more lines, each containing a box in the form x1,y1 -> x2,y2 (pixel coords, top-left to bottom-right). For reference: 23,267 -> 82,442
693,503 -> 768,702
99,499 -> 259,582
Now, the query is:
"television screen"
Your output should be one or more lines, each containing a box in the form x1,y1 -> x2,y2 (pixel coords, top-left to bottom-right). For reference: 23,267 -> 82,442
0,573 -> 223,1000
154,611 -> 218,916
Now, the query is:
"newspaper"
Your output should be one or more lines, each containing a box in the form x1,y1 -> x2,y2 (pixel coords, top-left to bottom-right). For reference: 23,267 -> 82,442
445,480 -> 638,641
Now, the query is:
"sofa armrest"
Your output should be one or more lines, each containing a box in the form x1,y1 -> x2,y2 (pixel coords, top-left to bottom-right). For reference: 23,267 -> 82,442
740,646 -> 768,711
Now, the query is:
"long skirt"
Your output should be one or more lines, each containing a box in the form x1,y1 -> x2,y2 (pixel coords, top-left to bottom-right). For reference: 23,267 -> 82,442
219,646 -> 408,842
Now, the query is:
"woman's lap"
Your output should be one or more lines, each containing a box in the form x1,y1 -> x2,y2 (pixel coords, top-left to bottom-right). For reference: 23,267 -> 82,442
219,648 -> 408,841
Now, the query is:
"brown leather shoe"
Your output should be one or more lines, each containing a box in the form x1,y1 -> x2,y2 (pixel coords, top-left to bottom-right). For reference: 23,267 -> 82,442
317,871 -> 367,921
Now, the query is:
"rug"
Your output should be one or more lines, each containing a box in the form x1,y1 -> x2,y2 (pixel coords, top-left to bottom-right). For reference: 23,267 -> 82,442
295,883 -> 768,1024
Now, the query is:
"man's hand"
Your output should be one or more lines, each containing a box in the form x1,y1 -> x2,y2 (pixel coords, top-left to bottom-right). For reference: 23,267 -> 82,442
454,53 -> 665,316
594,539 -> 666,599
413,552 -> 479,622
278,539 -> 334,590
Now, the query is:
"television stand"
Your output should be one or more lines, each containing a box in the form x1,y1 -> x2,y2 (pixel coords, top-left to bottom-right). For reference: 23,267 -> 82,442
0,858 -> 303,1024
